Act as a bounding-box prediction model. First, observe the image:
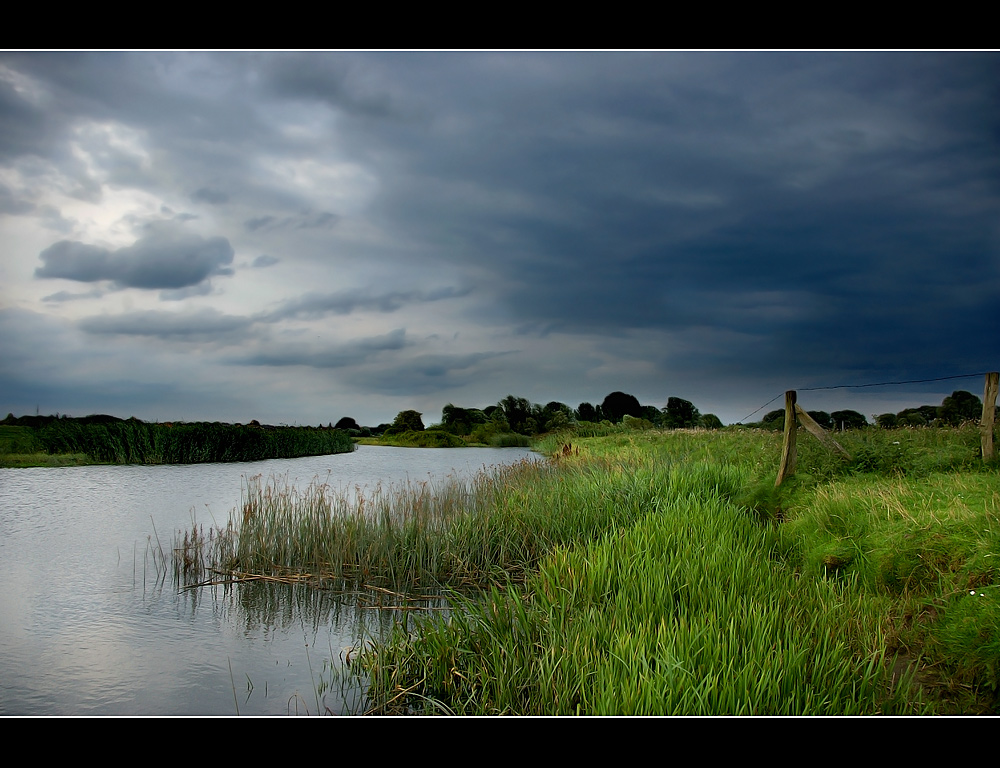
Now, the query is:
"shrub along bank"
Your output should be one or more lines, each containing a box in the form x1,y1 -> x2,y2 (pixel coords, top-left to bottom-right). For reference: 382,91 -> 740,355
170,422 -> 998,714
0,415 -> 354,466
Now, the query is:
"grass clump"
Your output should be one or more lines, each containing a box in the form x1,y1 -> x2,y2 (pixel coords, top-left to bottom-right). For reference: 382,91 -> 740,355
175,424 -> 1000,714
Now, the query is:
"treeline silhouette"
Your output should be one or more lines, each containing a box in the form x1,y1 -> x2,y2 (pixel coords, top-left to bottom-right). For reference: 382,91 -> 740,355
1,413 -> 354,464
757,389 -> 991,431
337,391 -> 721,443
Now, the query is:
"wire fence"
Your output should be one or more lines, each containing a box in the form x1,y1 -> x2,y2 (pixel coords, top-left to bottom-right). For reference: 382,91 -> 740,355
737,371 -> 994,425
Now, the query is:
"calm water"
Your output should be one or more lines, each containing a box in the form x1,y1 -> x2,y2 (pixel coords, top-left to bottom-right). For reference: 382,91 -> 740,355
0,445 -> 536,716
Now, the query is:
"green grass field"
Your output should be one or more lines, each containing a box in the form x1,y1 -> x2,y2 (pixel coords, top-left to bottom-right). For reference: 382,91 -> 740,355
175,424 -> 999,715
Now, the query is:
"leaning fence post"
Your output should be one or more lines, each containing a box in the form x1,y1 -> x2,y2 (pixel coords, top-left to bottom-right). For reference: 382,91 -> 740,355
983,372 -> 999,462
775,390 -> 797,486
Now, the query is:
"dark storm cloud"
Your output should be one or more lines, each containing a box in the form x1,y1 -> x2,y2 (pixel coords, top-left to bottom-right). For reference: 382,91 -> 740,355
244,210 -> 339,232
35,228 -> 235,289
259,286 -> 470,322
259,53 -> 402,119
234,328 -> 410,368
3,51 -> 999,426
79,309 -> 253,340
191,187 -> 229,205
326,51 -> 1000,390
345,351 -> 513,396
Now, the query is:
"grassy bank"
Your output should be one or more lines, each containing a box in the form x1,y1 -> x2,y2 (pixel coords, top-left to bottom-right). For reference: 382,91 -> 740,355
357,429 -> 531,448
0,419 -> 355,467
175,424 -> 999,714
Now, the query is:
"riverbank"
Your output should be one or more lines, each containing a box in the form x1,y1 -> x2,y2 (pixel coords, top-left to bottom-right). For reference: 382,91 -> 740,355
354,426 -> 998,714
0,420 -> 354,467
172,424 -> 998,714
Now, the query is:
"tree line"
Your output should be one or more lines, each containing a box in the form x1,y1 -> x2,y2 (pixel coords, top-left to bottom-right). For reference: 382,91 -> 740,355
335,391 -> 723,441
757,390 -> 991,431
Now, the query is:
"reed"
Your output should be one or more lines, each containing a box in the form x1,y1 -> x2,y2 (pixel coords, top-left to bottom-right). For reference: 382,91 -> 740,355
21,419 -> 355,465
172,423 -> 999,714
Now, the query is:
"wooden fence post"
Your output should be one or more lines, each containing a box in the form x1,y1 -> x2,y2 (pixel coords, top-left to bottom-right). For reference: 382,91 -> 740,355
794,404 -> 851,459
983,372 -> 999,462
775,390 -> 797,487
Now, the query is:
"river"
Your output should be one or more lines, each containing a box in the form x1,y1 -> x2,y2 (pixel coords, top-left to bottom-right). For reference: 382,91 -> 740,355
0,444 -> 537,716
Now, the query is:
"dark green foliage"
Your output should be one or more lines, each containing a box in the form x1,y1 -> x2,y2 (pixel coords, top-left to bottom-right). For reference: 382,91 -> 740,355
0,425 -> 46,454
761,409 -> 785,430
576,402 -> 600,422
440,404 -> 488,435
334,416 -> 360,431
380,429 -> 466,448
600,391 -> 642,423
939,390 -> 981,426
807,411 -> 833,429
699,413 -> 724,429
897,405 -> 940,426
662,396 -> 700,428
25,418 -> 353,464
497,395 -> 534,434
876,413 -> 899,428
831,410 -> 868,430
385,410 -> 425,435
641,405 -> 663,427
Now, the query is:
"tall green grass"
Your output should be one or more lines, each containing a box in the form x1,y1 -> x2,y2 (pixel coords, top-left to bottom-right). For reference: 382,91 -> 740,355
174,423 -> 999,714
16,420 -> 355,465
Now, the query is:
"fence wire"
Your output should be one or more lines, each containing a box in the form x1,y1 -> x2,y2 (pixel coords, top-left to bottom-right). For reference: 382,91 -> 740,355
737,372 -> 993,424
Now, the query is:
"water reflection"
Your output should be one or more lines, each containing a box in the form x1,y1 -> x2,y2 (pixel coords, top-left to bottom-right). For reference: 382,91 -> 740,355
0,445 -> 533,715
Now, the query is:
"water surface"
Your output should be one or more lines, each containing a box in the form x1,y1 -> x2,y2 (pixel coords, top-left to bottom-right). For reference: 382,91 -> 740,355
0,445 -> 536,715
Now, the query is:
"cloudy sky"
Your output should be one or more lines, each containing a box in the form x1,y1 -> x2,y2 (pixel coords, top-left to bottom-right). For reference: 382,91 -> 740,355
2,51 -> 998,427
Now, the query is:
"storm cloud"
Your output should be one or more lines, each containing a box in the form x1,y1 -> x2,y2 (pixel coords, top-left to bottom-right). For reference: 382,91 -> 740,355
2,51 -> 998,427
35,228 -> 234,290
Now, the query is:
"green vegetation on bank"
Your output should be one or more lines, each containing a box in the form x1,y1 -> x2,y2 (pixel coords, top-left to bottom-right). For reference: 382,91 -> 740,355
175,421 -> 998,714
0,415 -> 354,466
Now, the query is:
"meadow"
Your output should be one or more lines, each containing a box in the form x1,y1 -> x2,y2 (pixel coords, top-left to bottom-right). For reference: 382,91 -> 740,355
175,423 -> 999,715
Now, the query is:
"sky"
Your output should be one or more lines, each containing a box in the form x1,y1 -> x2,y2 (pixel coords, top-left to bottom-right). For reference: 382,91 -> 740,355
1,51 -> 998,428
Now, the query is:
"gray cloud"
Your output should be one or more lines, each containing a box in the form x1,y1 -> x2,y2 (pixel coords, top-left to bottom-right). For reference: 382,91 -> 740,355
244,211 -> 339,232
35,228 -> 235,289
191,187 -> 229,205
251,254 -> 280,268
344,351 -> 513,396
234,328 -> 410,368
79,308 -> 253,340
259,286 -> 470,322
3,52 -> 999,427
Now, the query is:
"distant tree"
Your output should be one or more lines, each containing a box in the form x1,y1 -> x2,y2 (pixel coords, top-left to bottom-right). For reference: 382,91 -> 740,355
576,402 -> 599,422
385,410 -> 425,435
601,391 -> 642,423
939,390 -> 981,425
806,411 -> 833,430
540,401 -> 573,432
641,405 -> 664,427
898,411 -> 927,426
441,404 -> 487,435
876,413 -> 898,429
761,410 -> 785,430
831,410 -> 868,430
662,397 -> 700,429
699,413 -> 723,430
897,405 -> 940,426
334,417 -> 360,431
498,395 -> 533,434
